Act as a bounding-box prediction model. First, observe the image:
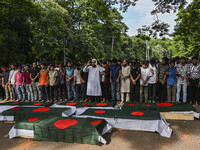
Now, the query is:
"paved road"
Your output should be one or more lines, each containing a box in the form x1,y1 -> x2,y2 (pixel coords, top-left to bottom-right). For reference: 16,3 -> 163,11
0,106 -> 199,150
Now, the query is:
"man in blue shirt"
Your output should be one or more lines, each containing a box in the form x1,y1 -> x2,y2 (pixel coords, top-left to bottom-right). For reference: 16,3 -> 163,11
110,59 -> 122,102
166,60 -> 177,102
66,62 -> 77,101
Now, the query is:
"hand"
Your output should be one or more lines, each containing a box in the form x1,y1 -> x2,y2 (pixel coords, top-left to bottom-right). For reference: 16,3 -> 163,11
142,82 -> 145,86
132,80 -> 136,84
13,84 -> 15,88
110,79 -> 112,83
166,72 -> 169,76
187,82 -> 190,86
156,78 -> 158,83
162,80 -> 165,85
121,76 -> 123,80
81,79 -> 85,83
181,76 -> 184,80
116,79 -> 119,83
45,83 -> 48,87
198,82 -> 200,87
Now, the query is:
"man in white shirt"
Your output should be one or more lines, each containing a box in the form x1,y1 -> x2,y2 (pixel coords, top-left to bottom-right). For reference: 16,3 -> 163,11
8,64 -> 18,100
148,58 -> 157,103
140,61 -> 151,103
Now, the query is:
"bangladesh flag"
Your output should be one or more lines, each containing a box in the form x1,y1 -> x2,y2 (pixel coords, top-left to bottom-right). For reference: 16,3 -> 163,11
0,102 -> 53,107
13,116 -> 109,145
1,107 -> 73,121
79,108 -> 161,120
58,102 -> 116,108
121,102 -> 196,112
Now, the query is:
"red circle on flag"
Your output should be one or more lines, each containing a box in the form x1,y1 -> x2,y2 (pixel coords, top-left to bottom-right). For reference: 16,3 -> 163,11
11,107 -> 20,110
96,103 -> 108,106
82,103 -> 90,106
54,119 -> 78,129
28,117 -> 39,122
142,104 -> 151,107
128,104 -> 137,106
90,120 -> 102,125
10,102 -> 20,105
66,102 -> 77,106
33,103 -> 43,106
32,108 -> 50,112
157,103 -> 173,107
95,110 -> 106,114
131,112 -> 144,116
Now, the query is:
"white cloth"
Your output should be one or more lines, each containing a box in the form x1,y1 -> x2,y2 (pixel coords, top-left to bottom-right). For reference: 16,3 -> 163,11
140,67 -> 151,86
148,64 -> 157,84
83,66 -> 105,96
75,114 -> 172,138
8,70 -> 18,85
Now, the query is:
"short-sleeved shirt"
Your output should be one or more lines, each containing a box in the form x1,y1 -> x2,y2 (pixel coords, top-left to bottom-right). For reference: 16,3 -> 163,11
24,71 -> 31,84
2,71 -> 9,84
58,69 -> 65,85
167,67 -> 177,85
158,63 -> 169,83
176,64 -> 188,85
110,65 -> 122,82
15,72 -> 25,86
148,64 -> 157,84
49,70 -> 58,86
140,67 -> 151,86
130,68 -> 140,84
187,63 -> 200,79
39,69 -> 49,85
30,68 -> 40,82
66,67 -> 74,78
74,69 -> 81,84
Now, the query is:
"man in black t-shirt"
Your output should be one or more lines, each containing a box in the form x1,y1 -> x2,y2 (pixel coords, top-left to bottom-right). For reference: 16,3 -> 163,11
30,62 -> 41,101
2,67 -> 12,100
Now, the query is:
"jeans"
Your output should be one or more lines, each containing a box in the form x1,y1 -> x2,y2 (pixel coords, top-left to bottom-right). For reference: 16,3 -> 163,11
140,86 -> 148,102
81,83 -> 87,101
66,81 -> 77,100
4,84 -> 12,100
49,85 -> 58,100
75,84 -> 82,100
40,85 -> 49,101
32,82 -> 41,101
58,84 -> 65,100
157,82 -> 167,102
167,84 -> 177,102
26,84 -> 34,100
176,83 -> 187,102
111,82 -> 120,101
188,79 -> 199,103
11,84 -> 17,100
16,85 -> 26,101
148,83 -> 156,102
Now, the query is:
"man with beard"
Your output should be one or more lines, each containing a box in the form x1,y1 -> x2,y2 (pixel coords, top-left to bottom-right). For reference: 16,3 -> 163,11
83,59 -> 105,102
120,59 -> 131,105
187,57 -> 200,106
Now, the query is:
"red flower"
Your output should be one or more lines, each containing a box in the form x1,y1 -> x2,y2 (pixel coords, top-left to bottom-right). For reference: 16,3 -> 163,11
142,104 -> 151,107
95,110 -> 106,114
33,103 -> 43,106
54,119 -> 78,129
157,103 -> 173,107
128,104 -> 137,106
82,103 -> 90,106
96,103 -> 108,106
11,107 -> 20,110
131,112 -> 144,116
28,117 -> 39,122
10,102 -> 20,105
32,108 -> 50,112
90,120 -> 102,125
65,102 -> 77,106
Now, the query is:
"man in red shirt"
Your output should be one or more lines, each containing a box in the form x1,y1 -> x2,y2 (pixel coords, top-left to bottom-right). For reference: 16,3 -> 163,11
14,67 -> 25,101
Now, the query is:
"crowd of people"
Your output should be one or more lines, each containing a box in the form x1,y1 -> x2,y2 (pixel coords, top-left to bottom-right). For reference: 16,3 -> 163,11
0,56 -> 200,106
